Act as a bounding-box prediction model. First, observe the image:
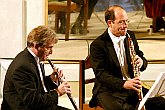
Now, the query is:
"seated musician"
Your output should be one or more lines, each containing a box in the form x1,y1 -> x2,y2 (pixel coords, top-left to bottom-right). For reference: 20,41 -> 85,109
1,26 -> 72,110
89,5 -> 148,110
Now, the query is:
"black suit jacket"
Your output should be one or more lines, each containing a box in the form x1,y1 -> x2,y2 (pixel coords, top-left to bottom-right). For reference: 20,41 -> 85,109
89,30 -> 148,107
2,48 -> 59,110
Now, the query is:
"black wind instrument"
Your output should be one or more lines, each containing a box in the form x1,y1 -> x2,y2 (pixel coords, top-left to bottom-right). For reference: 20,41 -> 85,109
127,33 -> 145,110
47,58 -> 79,110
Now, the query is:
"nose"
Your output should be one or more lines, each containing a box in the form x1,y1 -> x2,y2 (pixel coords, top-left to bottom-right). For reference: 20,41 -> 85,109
122,20 -> 129,26
123,23 -> 128,28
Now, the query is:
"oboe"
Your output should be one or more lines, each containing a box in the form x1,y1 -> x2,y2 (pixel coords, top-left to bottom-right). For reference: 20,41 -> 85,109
127,33 -> 145,110
47,58 -> 79,110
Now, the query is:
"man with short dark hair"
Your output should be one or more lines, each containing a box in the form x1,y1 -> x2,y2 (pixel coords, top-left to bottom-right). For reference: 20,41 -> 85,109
89,5 -> 148,110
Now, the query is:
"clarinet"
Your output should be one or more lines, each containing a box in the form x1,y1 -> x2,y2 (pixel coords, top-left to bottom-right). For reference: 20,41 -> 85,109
47,58 -> 79,110
127,33 -> 145,110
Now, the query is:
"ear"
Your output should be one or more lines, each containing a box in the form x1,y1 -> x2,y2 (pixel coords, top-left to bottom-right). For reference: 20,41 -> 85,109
34,43 -> 41,50
107,20 -> 113,27
38,46 -> 41,51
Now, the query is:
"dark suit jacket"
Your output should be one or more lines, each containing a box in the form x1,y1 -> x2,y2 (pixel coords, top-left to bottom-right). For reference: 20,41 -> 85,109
89,30 -> 148,107
1,48 -> 59,110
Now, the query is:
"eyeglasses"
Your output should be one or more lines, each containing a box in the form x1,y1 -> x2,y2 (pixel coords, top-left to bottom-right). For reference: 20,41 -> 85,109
117,20 -> 130,25
107,19 -> 130,25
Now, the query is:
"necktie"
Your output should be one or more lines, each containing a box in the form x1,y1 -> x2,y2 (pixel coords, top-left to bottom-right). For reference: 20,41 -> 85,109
118,39 -> 129,79
40,63 -> 45,76
39,63 -> 48,92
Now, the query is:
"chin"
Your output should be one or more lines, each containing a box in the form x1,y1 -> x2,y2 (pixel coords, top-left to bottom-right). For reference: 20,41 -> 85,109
41,57 -> 47,61
43,57 -> 47,61
120,31 -> 126,36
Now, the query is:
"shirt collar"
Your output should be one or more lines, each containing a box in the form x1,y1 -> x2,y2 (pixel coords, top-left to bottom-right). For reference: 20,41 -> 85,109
27,48 -> 40,64
108,29 -> 126,45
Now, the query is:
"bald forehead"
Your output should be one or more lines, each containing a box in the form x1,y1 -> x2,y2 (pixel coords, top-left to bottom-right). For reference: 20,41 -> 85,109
109,6 -> 127,19
109,6 -> 125,13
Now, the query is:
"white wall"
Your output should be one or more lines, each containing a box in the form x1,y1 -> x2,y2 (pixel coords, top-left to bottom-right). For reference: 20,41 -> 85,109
0,0 -> 23,58
0,0 -> 46,58
26,0 -> 46,35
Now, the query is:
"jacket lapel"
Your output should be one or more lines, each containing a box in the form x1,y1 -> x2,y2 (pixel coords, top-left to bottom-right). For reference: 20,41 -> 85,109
103,31 -> 120,67
24,48 -> 45,92
104,30 -> 132,67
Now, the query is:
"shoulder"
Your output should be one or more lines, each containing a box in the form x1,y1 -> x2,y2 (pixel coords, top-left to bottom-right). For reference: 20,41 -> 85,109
91,29 -> 110,47
11,49 -> 36,71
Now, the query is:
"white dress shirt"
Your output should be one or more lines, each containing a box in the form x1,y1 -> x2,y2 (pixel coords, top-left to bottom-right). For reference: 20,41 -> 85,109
108,29 -> 130,79
27,48 -> 48,92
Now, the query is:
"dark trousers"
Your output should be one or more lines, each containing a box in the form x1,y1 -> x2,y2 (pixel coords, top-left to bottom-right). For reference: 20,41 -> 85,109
96,91 -> 139,110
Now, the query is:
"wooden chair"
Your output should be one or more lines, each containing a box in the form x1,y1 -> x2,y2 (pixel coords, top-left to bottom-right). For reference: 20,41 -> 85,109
48,0 -> 77,41
79,55 -> 103,110
48,0 -> 88,41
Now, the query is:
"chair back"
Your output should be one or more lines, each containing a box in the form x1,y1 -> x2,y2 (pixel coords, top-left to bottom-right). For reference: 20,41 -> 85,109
79,55 -> 103,110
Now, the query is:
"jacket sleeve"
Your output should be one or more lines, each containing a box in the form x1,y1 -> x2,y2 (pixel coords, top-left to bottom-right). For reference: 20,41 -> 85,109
45,75 -> 58,90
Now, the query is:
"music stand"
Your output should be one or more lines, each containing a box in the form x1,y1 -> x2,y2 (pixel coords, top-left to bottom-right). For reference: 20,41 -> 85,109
138,72 -> 165,110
